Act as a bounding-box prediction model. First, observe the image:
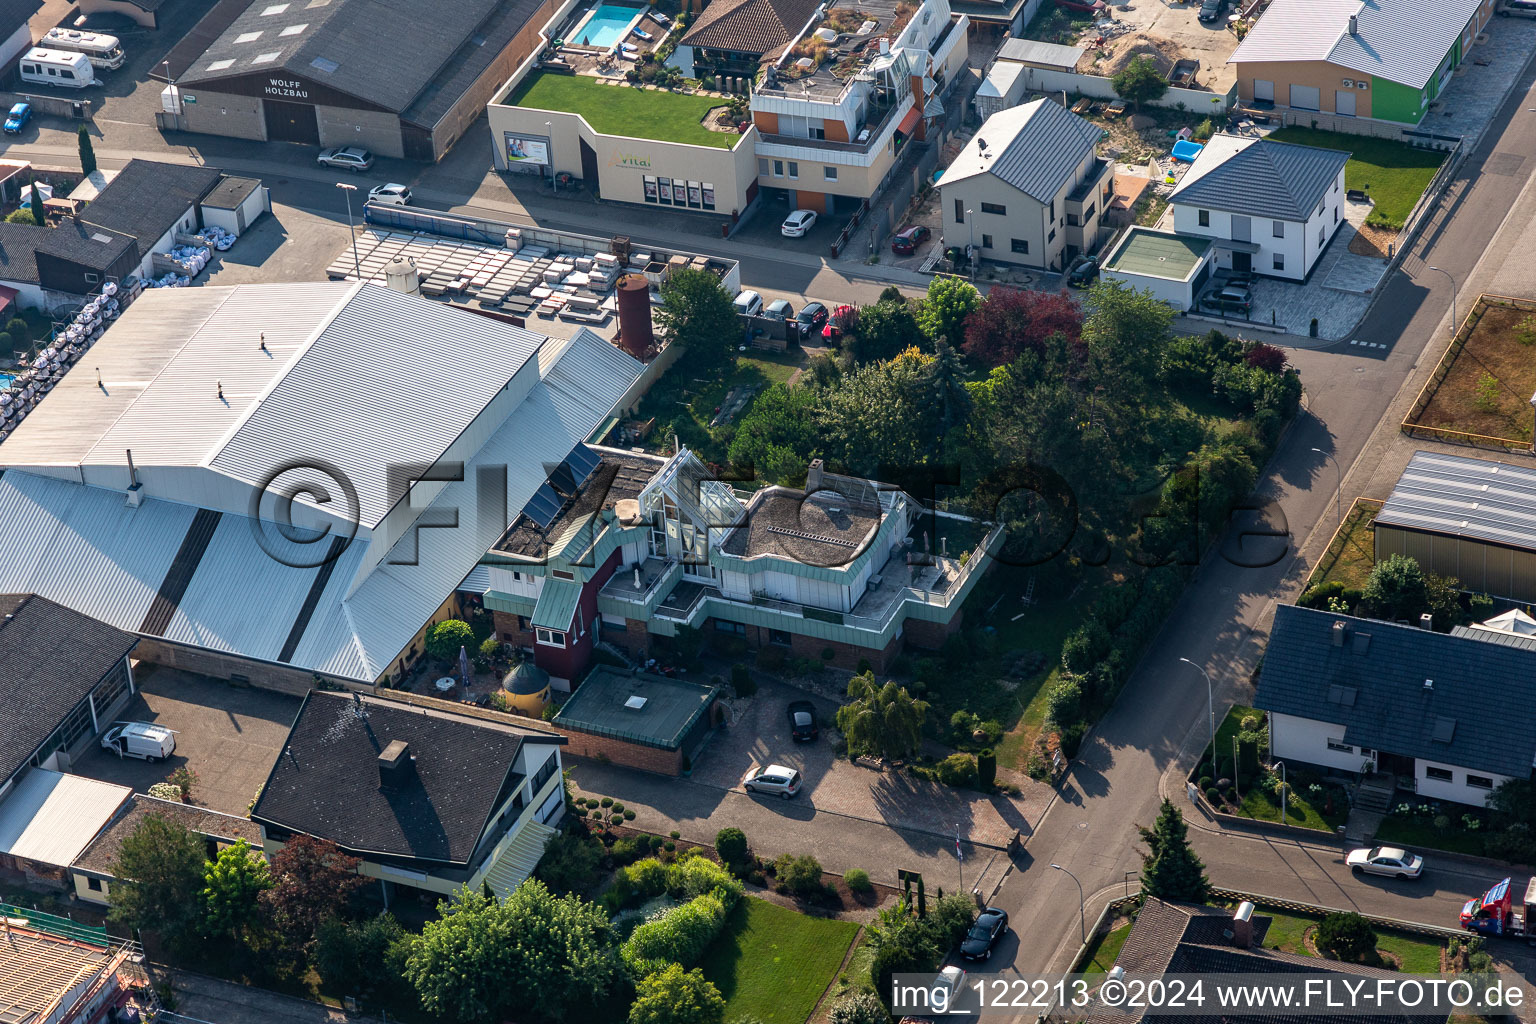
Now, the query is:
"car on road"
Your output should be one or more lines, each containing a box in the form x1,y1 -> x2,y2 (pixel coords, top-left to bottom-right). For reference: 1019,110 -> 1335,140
787,700 -> 819,742
960,907 -> 1009,960
743,763 -> 803,799
1198,0 -> 1227,20
796,301 -> 829,337
1347,846 -> 1424,879
1055,0 -> 1108,13
368,182 -> 411,206
733,289 -> 764,316
764,298 -> 794,321
891,224 -> 931,255
1066,254 -> 1099,287
100,721 -> 176,762
933,965 -> 968,1014
781,209 -> 817,237
318,146 -> 374,172
4,103 -> 30,134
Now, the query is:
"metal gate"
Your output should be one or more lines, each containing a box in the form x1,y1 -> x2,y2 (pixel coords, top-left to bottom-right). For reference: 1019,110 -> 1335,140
263,98 -> 319,144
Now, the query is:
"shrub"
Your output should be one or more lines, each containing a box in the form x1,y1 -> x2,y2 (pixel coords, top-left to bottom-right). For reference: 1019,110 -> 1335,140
4,317 -> 27,343
425,619 -> 474,662
937,753 -> 978,789
670,830 -> 681,839
1239,714 -> 1260,732
829,992 -> 889,1024
1044,677 -> 1083,727
844,868 -> 872,893
535,829 -> 603,895
1061,621 -> 1110,675
623,809 -> 636,820
1316,912 -> 1377,962
1198,776 -> 1214,791
715,827 -> 748,865
148,781 -> 183,801
773,853 -> 823,897
612,803 -> 625,813
977,748 -> 997,791
610,837 -> 647,865
669,855 -> 743,905
621,893 -> 729,975
613,857 -> 671,906
729,663 -> 756,697
611,813 -> 625,825
602,797 -> 615,808
1205,787 -> 1221,803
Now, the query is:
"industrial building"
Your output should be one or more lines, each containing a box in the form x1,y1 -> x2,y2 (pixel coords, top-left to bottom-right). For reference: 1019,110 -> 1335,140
166,0 -> 557,160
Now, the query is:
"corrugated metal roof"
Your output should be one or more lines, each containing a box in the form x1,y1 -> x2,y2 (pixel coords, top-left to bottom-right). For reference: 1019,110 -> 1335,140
936,98 -> 1102,203
531,578 -> 582,631
458,564 -> 491,594
1169,134 -> 1350,221
996,38 -> 1084,69
0,770 -> 130,868
1230,0 -> 1484,90
1449,625 -> 1536,652
1375,451 -> 1536,554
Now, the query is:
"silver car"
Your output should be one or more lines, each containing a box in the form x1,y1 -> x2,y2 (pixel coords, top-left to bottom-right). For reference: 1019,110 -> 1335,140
318,146 -> 374,172
1346,845 -> 1424,879
743,763 -> 802,799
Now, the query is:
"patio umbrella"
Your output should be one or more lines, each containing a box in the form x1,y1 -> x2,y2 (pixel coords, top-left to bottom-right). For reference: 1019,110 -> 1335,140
459,644 -> 471,689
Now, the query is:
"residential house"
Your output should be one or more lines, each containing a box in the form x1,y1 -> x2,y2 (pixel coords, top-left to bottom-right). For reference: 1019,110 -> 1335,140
0,0 -> 42,68
1256,604 -> 1536,808
1373,450 -> 1536,604
0,219 -> 139,313
1168,133 -> 1350,280
674,0 -> 823,92
936,97 -> 1110,268
71,159 -> 225,279
552,667 -> 723,775
71,794 -> 264,905
1230,0 -> 1496,126
250,691 -> 567,903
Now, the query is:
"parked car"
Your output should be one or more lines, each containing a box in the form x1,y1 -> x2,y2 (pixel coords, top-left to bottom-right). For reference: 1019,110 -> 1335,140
891,224 -> 931,255
100,721 -> 176,762
933,965 -> 968,1014
733,289 -> 764,316
787,700 -> 819,742
781,209 -> 817,237
1205,284 -> 1252,314
743,763 -> 803,799
318,146 -> 374,172
1198,0 -> 1226,20
796,301 -> 829,337
823,303 -> 856,341
1055,0 -> 1108,13
367,182 -> 412,206
1066,254 -> 1099,287
1347,846 -> 1424,879
3,103 -> 30,134
763,298 -> 794,321
960,907 -> 1009,960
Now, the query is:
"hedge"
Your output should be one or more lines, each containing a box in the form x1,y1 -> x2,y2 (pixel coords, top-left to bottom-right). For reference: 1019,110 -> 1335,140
622,892 -> 729,975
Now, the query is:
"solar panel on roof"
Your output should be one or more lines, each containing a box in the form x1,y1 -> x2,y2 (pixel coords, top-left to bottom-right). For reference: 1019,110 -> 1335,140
563,443 -> 601,484
523,484 -> 565,529
547,462 -> 579,496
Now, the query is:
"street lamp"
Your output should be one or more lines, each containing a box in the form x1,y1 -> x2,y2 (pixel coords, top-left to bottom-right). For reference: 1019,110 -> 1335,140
335,182 -> 361,280
546,121 -> 555,192
1311,448 -> 1342,529
1427,265 -> 1457,335
1051,863 -> 1086,944
1179,657 -> 1215,773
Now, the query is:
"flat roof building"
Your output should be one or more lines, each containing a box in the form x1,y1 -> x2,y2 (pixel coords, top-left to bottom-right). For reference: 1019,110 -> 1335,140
1099,227 -> 1214,311
553,667 -> 722,774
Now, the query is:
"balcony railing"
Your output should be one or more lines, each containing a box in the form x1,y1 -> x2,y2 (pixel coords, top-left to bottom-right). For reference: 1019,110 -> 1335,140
756,98 -> 903,156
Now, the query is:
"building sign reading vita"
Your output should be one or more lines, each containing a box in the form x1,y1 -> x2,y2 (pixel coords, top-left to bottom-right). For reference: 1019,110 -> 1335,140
264,78 -> 310,100
610,152 -> 652,170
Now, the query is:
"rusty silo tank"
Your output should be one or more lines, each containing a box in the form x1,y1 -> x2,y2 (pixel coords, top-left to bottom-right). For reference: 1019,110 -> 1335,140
616,273 -> 654,359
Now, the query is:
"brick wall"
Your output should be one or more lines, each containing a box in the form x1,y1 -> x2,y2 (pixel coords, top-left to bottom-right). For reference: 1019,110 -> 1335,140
785,629 -> 902,673
132,638 -> 348,697
492,610 -> 534,648
622,617 -> 651,659
317,105 -> 404,159
905,610 -> 963,651
560,729 -> 684,775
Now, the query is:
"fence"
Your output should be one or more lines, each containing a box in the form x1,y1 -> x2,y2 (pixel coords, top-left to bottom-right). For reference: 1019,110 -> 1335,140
1400,292 -> 1536,452
1302,496 -> 1383,592
1001,64 -> 1236,115
0,901 -> 111,944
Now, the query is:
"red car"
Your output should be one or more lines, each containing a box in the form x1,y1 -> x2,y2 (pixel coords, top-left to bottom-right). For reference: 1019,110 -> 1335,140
1055,0 -> 1108,13
822,304 -> 856,341
890,225 -> 931,255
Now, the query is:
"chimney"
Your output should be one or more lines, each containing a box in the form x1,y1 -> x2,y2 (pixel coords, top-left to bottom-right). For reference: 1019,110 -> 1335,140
806,458 -> 825,494
616,274 -> 654,359
378,739 -> 413,789
1348,13 -> 1357,33
1331,620 -> 1348,648
1419,613 -> 1433,630
1230,902 -> 1255,948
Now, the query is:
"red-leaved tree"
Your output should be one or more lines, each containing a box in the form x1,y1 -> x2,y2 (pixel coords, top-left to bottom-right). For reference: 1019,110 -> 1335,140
1245,343 -> 1288,374
260,834 -> 367,950
961,288 -> 1084,367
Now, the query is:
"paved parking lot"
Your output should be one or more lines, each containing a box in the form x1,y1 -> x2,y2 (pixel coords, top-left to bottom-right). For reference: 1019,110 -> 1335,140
72,667 -> 299,815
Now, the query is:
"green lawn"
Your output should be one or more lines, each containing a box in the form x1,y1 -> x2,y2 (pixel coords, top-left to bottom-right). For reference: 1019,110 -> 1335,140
1375,814 -> 1488,857
1199,704 -> 1259,775
1303,499 -> 1381,594
1081,921 -> 1133,974
1260,909 -> 1443,972
1267,127 -> 1444,229
698,897 -> 860,1024
508,72 -> 734,148
1237,785 -> 1346,832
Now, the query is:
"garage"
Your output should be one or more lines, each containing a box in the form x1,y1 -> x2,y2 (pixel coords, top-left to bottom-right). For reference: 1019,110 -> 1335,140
1289,84 -> 1321,110
263,98 -> 319,145
199,175 -> 271,237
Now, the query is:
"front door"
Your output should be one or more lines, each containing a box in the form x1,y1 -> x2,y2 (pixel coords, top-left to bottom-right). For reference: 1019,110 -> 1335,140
1232,251 -> 1252,273
1335,89 -> 1356,116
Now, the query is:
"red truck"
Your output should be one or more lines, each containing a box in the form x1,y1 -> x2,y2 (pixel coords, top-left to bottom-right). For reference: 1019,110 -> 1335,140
1459,877 -> 1536,941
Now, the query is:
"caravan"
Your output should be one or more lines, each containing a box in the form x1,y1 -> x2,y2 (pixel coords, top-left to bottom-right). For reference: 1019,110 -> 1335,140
41,28 -> 126,70
18,48 -> 96,89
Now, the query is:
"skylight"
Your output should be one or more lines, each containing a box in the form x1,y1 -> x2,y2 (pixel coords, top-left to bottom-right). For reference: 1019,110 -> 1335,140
206,58 -> 235,70
252,50 -> 281,64
310,56 -> 338,73
235,31 -> 262,42
280,23 -> 307,35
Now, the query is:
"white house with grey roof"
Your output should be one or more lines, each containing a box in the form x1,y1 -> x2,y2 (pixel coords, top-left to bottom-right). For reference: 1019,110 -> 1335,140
936,98 -> 1111,270
1169,134 -> 1350,280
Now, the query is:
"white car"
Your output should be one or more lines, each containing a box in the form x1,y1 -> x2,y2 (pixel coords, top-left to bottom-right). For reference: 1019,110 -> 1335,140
743,763 -> 802,799
933,965 -> 967,1015
317,146 -> 374,172
368,183 -> 412,206
781,209 -> 817,237
732,289 -> 763,316
1346,845 -> 1424,879
100,721 -> 176,762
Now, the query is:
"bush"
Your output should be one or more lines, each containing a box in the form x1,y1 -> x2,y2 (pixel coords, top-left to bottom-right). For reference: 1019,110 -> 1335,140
928,892 -> 976,949
670,830 -> 681,839
624,809 -> 636,820
621,893 -> 729,975
1205,787 -> 1221,803
1198,776 -> 1214,791
773,853 -> 824,897
4,317 -> 27,343
669,855 -> 744,905
1239,714 -> 1260,732
1316,912 -> 1377,962
1044,677 -> 1083,727
425,619 -> 474,662
977,749 -> 997,791
715,827 -> 748,865
535,829 -> 603,895
314,912 -> 413,998
829,992 -> 889,1024
602,797 -> 615,808
612,857 -> 671,907
612,803 -> 625,813
937,753 -> 978,789
1061,621 -> 1110,675
610,837 -> 648,866
844,868 -> 872,893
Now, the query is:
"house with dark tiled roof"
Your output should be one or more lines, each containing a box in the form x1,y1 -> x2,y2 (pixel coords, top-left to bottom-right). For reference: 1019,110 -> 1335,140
1255,604 -> 1536,808
676,0 -> 822,86
250,691 -> 567,904
70,793 -> 263,905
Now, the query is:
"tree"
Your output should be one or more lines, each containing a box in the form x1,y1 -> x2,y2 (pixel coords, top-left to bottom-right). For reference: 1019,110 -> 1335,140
915,275 -> 980,347
714,827 -> 749,866
850,298 -> 925,364
426,618 -> 475,661
1137,798 -> 1209,902
817,354 -> 940,477
77,124 -> 97,176
658,267 -> 740,378
202,839 -> 273,940
1081,278 -> 1173,396
1488,777 -> 1536,828
924,339 -> 972,441
315,912 -> 417,1000
1362,554 -> 1428,622
727,383 -> 820,483
1424,573 -> 1468,630
534,829 -> 603,895
405,881 -> 622,1024
1316,912 -> 1378,962
629,964 -> 726,1024
835,670 -> 928,760
107,814 -> 209,951
977,748 -> 997,791
1245,343 -> 1287,373
961,288 -> 1083,366
5,317 -> 29,344
1112,55 -> 1169,110
260,834 -> 366,950
27,180 -> 44,226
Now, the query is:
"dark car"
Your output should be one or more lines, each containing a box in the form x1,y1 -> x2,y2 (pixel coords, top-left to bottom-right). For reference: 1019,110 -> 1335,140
891,225 -> 932,255
1056,0 -> 1108,13
796,301 -> 829,337
1066,254 -> 1099,288
788,700 -> 819,742
1198,0 -> 1226,21
961,908 -> 1010,960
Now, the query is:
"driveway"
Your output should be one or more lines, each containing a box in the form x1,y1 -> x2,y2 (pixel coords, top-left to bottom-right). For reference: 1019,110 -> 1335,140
72,666 -> 299,815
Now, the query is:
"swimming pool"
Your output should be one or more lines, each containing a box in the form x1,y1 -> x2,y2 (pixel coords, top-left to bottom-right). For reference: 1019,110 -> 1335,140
0,374 -> 12,390
570,2 -> 644,48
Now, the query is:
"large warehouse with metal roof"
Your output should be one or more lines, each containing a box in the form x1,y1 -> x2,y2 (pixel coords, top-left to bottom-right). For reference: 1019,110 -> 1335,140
163,0 -> 554,160
0,280 -> 643,691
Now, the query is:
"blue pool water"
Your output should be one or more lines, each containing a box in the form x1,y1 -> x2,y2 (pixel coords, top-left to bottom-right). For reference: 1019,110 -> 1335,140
573,3 -> 642,47
0,374 -> 12,390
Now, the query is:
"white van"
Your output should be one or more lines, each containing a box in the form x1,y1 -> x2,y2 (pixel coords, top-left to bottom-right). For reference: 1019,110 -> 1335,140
19,48 -> 96,90
41,28 -> 125,70
100,722 -> 177,761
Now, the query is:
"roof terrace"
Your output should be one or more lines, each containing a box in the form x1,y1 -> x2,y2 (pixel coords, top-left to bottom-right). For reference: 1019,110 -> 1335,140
757,0 -> 919,101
